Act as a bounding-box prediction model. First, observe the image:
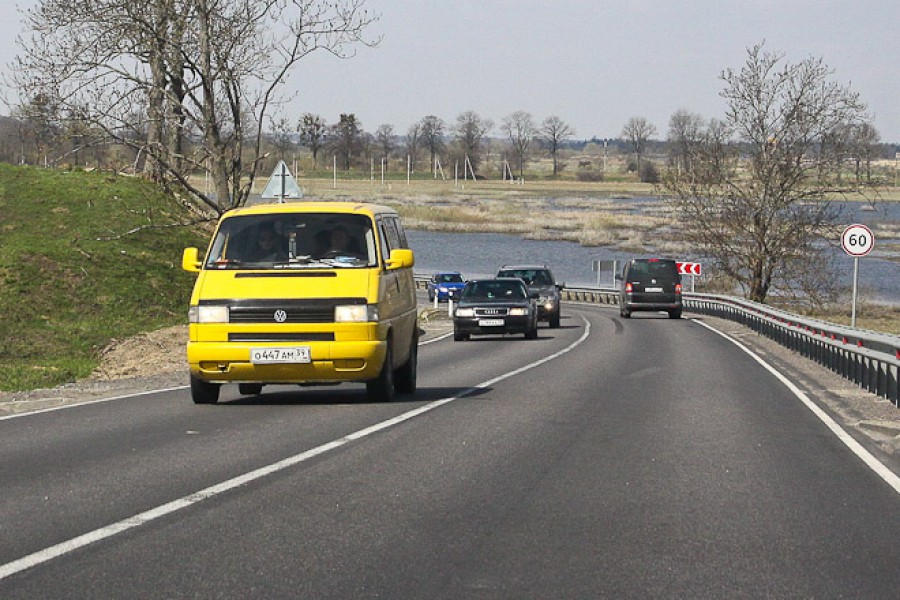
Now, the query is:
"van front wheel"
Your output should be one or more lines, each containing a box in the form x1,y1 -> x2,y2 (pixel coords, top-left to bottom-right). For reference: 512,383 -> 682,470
394,332 -> 418,394
367,343 -> 395,401
191,375 -> 220,404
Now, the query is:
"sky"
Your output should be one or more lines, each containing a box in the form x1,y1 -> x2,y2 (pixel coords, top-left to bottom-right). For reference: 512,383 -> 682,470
2,0 -> 899,142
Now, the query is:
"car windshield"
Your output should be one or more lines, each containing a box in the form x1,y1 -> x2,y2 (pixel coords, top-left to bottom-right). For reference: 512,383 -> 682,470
204,213 -> 377,269
437,273 -> 463,283
498,269 -> 552,286
463,280 -> 526,300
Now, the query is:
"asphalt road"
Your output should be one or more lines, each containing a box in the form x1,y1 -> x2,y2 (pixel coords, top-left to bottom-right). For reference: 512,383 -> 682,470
2,304 -> 899,598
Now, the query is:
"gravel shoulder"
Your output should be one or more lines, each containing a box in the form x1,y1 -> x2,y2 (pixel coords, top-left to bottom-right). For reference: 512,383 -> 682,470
2,307 -> 897,463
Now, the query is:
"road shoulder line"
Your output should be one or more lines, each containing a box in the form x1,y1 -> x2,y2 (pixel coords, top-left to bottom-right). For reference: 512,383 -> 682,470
694,319 -> 900,496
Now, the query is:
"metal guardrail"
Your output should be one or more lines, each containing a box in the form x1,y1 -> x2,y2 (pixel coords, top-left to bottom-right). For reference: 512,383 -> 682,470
416,274 -> 899,404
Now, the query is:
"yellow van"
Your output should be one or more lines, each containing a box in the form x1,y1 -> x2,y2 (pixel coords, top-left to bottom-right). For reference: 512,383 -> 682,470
181,202 -> 418,404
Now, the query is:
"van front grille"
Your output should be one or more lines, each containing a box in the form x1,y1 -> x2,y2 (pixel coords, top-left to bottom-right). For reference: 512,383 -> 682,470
200,298 -> 366,324
229,332 -> 334,342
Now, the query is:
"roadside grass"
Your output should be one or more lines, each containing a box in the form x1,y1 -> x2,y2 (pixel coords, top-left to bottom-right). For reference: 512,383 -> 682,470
784,300 -> 900,336
0,165 -> 208,391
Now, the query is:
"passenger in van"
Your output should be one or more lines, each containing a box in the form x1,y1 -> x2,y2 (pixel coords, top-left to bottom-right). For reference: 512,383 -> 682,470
316,225 -> 363,258
247,223 -> 287,262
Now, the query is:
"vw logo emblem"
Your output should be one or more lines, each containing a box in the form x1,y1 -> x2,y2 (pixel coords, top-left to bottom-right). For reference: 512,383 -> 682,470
273,310 -> 288,323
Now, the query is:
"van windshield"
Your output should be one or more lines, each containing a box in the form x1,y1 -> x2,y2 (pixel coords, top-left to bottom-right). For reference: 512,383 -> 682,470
204,213 -> 377,269
627,260 -> 680,283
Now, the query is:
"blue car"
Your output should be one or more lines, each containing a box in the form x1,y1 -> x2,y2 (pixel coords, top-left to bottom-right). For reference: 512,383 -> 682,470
427,271 -> 466,302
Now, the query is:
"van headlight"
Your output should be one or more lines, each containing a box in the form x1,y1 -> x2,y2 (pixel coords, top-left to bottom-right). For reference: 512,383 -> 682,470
189,305 -> 229,323
335,304 -> 378,322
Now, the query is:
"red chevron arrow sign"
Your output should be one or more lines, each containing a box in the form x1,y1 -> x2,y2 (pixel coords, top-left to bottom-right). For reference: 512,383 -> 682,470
677,261 -> 702,276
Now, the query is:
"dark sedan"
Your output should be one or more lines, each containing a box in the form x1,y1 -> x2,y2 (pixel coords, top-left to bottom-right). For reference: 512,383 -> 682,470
452,278 -> 539,341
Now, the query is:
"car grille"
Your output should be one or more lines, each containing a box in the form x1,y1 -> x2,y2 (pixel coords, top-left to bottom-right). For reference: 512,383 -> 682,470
474,308 -> 510,317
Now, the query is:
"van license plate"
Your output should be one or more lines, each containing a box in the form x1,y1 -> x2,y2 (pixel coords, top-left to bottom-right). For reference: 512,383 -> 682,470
250,347 -> 311,364
645,287 -> 663,292
478,319 -> 504,326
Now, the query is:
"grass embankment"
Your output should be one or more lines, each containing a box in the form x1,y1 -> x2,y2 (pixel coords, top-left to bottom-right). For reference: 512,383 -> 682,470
0,165 -> 208,391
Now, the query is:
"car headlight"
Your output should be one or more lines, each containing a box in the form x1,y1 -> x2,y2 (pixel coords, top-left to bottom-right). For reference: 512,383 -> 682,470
189,305 -> 229,323
455,307 -> 475,317
438,286 -> 448,292
508,307 -> 528,316
335,304 -> 378,322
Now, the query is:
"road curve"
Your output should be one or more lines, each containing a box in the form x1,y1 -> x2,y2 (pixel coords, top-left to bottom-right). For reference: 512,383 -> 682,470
1,305 -> 899,598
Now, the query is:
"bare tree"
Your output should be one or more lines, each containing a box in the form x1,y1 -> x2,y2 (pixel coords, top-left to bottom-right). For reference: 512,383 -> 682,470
621,116 -> 657,173
453,110 -> 492,175
848,122 -> 881,183
298,112 -> 327,168
11,92 -> 60,165
374,123 -> 395,161
663,42 -> 873,305
405,122 -> 421,172
329,113 -> 362,170
12,0 -> 378,214
502,110 -> 536,178
268,116 -> 295,163
666,109 -> 704,176
419,115 -> 445,174
540,115 -> 574,176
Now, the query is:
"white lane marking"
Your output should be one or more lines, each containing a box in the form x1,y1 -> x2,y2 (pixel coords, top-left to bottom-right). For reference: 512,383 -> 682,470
0,387 -> 189,421
694,319 -> 900,496
0,317 -> 592,581
420,331 -> 453,345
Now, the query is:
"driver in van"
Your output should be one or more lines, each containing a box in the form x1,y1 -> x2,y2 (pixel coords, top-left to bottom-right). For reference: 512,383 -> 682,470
315,225 -> 362,258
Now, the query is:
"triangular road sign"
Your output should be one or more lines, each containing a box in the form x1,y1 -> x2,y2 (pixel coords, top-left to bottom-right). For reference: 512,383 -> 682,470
261,161 -> 303,200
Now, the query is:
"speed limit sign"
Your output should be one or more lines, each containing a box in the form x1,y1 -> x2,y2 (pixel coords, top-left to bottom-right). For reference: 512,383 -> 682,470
841,224 -> 875,257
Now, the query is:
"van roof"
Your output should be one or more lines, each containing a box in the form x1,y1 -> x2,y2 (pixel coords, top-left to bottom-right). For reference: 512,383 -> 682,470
221,202 -> 398,219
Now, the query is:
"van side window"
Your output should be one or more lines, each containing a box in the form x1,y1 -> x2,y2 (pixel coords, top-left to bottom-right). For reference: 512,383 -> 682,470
391,216 -> 409,248
380,217 -> 402,260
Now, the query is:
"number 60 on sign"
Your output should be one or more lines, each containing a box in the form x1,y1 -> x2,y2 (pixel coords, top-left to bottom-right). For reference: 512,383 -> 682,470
841,223 -> 875,257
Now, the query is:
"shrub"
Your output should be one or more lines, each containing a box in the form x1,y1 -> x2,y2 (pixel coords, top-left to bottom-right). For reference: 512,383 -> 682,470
576,169 -> 604,182
640,160 -> 660,183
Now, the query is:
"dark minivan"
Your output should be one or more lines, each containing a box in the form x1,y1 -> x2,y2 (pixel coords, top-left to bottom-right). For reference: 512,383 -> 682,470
617,258 -> 682,319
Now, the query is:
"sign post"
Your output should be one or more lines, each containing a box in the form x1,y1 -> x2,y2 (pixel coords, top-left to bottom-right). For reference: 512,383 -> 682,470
592,259 -> 618,287
840,224 -> 875,327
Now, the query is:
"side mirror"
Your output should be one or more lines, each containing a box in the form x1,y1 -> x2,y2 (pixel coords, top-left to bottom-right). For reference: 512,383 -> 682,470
385,248 -> 414,270
557,282 -> 566,290
182,247 -> 201,273
614,273 -> 623,281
